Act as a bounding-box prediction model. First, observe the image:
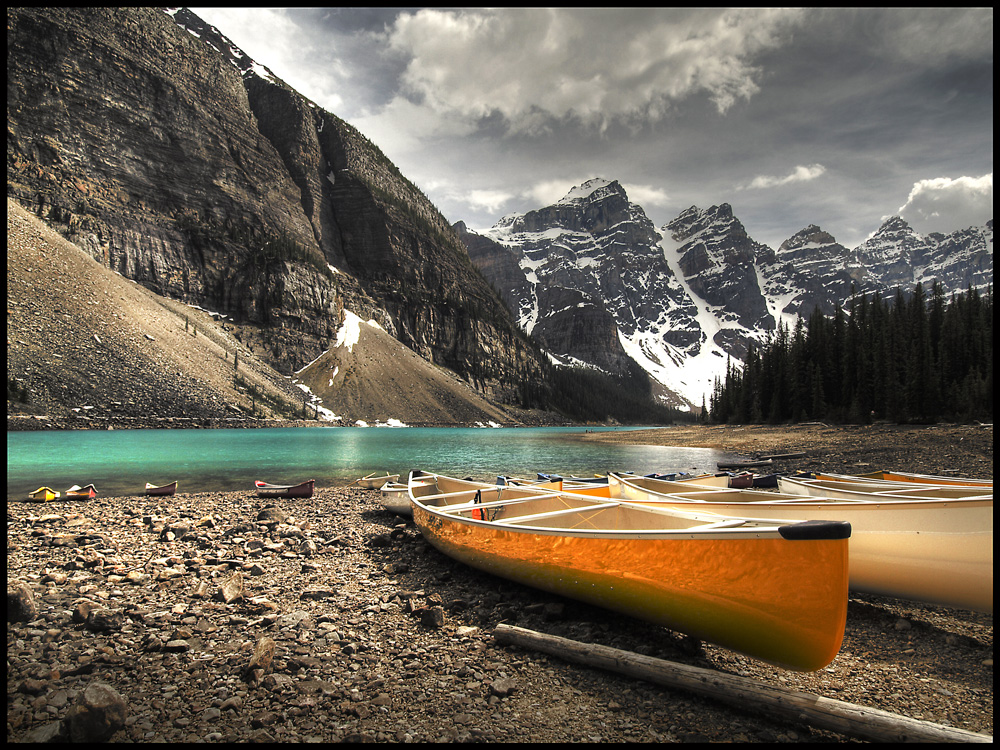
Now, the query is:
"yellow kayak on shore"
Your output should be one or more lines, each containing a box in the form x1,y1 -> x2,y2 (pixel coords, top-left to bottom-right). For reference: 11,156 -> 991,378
408,471 -> 851,672
27,486 -> 60,501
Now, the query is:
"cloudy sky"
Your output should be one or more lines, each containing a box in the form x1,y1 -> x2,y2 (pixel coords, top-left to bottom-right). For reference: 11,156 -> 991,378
191,7 -> 993,250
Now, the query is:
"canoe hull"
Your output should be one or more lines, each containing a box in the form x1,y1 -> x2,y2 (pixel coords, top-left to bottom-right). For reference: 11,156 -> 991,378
380,483 -> 412,517
145,481 -> 177,497
410,474 -> 849,672
860,470 -> 993,488
358,474 -> 400,489
64,484 -> 97,500
255,480 -> 315,499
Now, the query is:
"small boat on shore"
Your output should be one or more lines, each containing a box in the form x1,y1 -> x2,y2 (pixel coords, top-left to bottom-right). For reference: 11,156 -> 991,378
856,470 -> 993,488
380,481 -> 412,517
255,479 -> 315,499
608,473 -> 993,613
64,484 -> 97,500
777,475 -> 992,501
717,458 -> 773,470
408,471 -> 851,671
145,481 -> 178,497
355,473 -> 400,489
27,486 -> 60,502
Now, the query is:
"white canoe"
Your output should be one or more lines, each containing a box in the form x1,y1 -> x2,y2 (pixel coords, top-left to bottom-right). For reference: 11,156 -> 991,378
380,481 -> 412,517
357,472 -> 400,489
408,471 -> 851,671
608,473 -> 993,613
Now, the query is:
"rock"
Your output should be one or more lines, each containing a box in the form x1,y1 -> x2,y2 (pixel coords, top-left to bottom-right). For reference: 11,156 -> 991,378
256,507 -> 287,523
419,606 -> 445,629
65,682 -> 128,742
489,677 -> 518,698
86,608 -> 125,632
244,636 -> 276,686
22,721 -> 69,743
219,571 -> 244,603
7,581 -> 37,622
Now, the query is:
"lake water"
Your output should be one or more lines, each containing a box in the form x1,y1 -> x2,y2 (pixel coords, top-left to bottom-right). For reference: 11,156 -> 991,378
6,426 -> 732,499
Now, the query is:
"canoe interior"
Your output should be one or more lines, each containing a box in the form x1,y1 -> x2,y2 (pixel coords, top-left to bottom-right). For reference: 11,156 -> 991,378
410,476 -> 797,535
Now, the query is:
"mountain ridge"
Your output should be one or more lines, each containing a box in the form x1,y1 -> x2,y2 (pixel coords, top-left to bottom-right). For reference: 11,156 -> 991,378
462,179 -> 992,409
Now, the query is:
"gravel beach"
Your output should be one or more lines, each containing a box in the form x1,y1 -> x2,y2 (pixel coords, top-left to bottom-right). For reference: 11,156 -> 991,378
7,424 -> 993,743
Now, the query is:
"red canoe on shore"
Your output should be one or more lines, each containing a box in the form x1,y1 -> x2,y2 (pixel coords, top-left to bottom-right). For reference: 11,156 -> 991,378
255,479 -> 315,499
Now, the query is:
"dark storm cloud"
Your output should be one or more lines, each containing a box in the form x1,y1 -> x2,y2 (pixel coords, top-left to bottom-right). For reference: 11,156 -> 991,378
191,7 -> 992,248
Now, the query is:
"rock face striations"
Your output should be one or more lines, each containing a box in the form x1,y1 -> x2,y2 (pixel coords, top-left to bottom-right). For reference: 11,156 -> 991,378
7,7 -> 548,409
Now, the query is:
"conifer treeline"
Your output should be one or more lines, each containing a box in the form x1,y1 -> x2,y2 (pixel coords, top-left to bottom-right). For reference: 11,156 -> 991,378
708,283 -> 993,424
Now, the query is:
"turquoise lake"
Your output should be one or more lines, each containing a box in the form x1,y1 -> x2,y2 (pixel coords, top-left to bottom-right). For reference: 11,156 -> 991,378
6,426 -> 733,499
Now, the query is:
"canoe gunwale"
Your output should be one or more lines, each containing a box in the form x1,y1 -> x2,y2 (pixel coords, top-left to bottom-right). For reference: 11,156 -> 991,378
408,473 -> 851,541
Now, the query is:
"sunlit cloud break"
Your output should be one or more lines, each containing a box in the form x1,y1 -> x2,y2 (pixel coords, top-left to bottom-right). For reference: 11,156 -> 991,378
383,8 -> 804,133
895,173 -> 993,235
742,164 -> 827,190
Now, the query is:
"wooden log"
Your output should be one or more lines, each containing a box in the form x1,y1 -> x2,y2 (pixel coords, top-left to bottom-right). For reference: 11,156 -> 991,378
493,624 -> 991,744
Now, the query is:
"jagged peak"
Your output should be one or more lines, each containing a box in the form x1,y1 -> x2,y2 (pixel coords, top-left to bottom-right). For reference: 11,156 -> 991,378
556,178 -> 623,205
874,215 -> 914,235
780,224 -> 839,251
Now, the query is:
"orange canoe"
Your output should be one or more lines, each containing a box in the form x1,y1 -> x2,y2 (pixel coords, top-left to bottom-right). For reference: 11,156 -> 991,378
408,471 -> 850,672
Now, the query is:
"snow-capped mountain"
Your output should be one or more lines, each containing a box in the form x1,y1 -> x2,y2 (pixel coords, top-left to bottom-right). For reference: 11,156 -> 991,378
851,216 -> 994,295
460,179 -> 993,411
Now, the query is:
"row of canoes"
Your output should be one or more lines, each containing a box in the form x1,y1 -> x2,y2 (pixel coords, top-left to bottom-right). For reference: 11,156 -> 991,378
26,479 -> 318,500
402,468 -> 991,672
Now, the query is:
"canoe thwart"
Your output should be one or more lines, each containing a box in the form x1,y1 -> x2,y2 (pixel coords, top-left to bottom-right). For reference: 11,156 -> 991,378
778,520 -> 852,540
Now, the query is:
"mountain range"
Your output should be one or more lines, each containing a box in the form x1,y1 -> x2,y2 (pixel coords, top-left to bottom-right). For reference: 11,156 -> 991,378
459,178 -> 992,409
6,8 -> 993,422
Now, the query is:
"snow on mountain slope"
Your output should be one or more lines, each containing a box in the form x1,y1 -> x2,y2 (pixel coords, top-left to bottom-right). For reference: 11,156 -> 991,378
463,178 -> 993,413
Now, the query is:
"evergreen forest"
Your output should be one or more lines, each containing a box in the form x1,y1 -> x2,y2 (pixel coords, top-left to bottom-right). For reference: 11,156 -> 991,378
708,283 -> 993,424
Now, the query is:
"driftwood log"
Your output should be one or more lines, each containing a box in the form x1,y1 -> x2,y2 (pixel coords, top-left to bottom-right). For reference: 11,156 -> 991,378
493,624 -> 991,744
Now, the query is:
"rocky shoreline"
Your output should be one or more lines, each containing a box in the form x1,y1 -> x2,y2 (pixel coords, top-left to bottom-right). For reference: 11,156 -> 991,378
8,464 -> 993,743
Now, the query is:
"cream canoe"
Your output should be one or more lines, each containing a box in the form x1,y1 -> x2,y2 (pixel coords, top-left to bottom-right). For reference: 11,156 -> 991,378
858,470 -> 993,488
776,475 -> 992,501
407,471 -> 851,671
357,473 -> 401,489
607,473 -> 992,613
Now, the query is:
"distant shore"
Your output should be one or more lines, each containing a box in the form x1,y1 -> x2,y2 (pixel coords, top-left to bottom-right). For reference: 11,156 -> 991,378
6,414 -> 569,432
584,422 -> 994,479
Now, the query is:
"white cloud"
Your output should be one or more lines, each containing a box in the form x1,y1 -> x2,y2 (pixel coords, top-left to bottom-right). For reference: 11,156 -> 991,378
624,184 -> 671,208
896,174 -> 993,235
382,8 -> 803,133
526,178 -> 587,206
743,164 -> 827,190
466,189 -> 516,213
192,7 -> 350,112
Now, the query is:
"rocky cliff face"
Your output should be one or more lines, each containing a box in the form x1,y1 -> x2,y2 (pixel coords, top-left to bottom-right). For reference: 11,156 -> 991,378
7,7 -> 549,407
